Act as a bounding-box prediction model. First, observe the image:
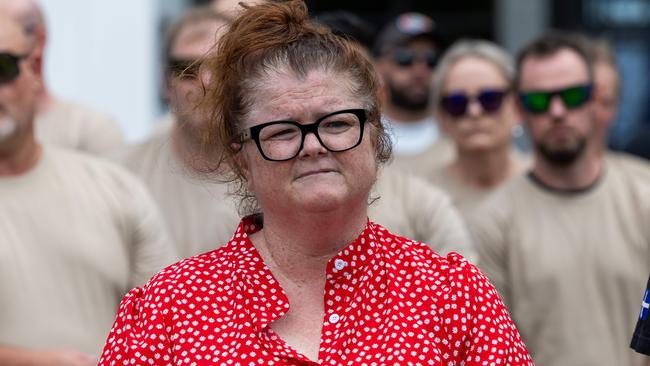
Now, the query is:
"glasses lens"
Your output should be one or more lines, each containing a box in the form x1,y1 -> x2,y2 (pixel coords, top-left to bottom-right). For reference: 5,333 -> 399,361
258,122 -> 302,160
0,53 -> 20,84
393,49 -> 414,67
560,85 -> 592,109
440,94 -> 469,117
318,111 -> 363,152
477,90 -> 506,113
519,91 -> 551,114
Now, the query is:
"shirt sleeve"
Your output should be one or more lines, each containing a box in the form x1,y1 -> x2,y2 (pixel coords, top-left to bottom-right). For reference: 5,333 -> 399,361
441,253 -> 533,365
99,286 -> 174,366
79,110 -> 125,157
117,169 -> 178,287
402,172 -> 478,262
468,202 -> 512,309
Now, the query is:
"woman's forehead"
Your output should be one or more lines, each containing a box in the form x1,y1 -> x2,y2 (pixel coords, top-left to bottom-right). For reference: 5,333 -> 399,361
245,69 -> 360,124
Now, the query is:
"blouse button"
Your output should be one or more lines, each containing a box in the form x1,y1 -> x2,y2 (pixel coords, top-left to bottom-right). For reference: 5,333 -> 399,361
334,259 -> 347,270
328,313 -> 340,324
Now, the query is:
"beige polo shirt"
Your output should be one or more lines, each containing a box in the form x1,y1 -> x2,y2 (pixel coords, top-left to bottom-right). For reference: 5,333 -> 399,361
390,137 -> 455,177
36,98 -> 124,156
428,156 -> 530,217
470,152 -> 650,366
116,116 -> 240,259
0,147 -> 174,355
370,165 -> 477,262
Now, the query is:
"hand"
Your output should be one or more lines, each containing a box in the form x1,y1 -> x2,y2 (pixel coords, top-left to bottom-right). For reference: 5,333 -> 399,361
33,349 -> 98,366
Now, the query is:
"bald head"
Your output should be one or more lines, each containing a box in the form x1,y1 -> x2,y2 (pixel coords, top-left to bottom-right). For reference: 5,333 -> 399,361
0,0 -> 44,47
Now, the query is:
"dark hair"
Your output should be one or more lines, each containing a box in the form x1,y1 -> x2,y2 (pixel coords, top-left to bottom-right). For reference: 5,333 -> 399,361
515,30 -> 594,89
199,0 -> 391,214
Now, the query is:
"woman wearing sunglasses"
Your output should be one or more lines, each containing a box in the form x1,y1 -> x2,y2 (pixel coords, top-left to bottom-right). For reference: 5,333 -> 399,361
429,39 -> 526,216
98,2 -> 532,365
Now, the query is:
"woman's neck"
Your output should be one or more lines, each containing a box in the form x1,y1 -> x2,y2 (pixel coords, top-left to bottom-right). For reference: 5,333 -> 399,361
254,202 -> 368,284
450,146 -> 518,190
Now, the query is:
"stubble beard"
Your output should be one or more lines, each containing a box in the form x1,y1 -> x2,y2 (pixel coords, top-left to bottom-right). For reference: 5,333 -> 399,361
536,137 -> 587,166
387,80 -> 430,112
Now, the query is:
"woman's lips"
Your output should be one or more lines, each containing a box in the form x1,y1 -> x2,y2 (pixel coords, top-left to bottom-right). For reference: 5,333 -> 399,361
295,169 -> 338,180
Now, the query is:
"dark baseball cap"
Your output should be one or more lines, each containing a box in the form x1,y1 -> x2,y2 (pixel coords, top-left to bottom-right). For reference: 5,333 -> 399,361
373,12 -> 440,56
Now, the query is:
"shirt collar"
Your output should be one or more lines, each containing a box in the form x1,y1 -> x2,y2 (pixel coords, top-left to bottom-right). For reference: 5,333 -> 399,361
229,215 -> 382,332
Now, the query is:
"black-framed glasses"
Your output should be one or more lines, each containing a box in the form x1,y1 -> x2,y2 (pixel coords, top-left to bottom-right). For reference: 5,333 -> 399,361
518,83 -> 593,114
167,58 -> 200,79
440,89 -> 509,117
238,109 -> 367,162
392,48 -> 438,69
0,52 -> 27,85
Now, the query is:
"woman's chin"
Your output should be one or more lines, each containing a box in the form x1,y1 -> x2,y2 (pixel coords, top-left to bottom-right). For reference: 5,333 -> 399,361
293,189 -> 349,213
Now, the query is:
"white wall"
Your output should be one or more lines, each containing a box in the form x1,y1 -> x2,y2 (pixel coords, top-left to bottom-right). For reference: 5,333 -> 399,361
38,0 -> 160,142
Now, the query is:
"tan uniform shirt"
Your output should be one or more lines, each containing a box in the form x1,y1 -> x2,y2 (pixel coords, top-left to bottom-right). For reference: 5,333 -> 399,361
370,165 -> 477,262
36,98 -> 124,156
427,165 -> 493,217
116,117 -> 240,259
428,155 -> 530,217
471,152 -> 650,366
0,147 -> 174,355
390,137 -> 455,177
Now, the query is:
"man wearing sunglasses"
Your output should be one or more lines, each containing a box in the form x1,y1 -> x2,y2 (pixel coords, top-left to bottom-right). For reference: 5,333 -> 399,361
0,15 -> 174,366
373,13 -> 454,174
0,0 -> 123,156
471,31 -> 650,366
115,7 -> 241,259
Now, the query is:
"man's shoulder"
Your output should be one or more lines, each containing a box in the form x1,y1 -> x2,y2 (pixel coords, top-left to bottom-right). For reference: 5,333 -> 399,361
47,146 -> 148,193
377,165 -> 450,201
607,152 -> 650,181
112,127 -> 174,173
53,99 -> 115,124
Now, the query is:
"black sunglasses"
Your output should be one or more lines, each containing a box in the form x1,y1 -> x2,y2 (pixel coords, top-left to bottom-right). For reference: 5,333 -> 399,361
392,48 -> 438,69
167,58 -> 200,79
518,84 -> 593,114
0,53 -> 27,85
440,89 -> 509,117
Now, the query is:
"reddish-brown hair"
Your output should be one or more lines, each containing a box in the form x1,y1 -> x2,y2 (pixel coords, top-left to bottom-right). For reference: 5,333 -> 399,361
199,0 -> 391,213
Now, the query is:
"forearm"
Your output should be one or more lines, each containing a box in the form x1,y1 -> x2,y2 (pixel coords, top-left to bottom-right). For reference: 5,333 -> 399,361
0,346 -> 38,366
0,346 -> 97,366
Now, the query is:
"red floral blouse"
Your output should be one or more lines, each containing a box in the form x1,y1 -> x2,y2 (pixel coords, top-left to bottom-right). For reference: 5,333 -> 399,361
99,216 -> 533,365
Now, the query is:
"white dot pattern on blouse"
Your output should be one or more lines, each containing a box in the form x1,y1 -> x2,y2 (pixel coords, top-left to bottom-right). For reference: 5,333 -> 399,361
99,216 -> 533,365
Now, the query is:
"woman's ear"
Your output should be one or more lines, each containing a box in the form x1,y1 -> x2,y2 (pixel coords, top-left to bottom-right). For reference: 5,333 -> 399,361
233,146 -> 255,193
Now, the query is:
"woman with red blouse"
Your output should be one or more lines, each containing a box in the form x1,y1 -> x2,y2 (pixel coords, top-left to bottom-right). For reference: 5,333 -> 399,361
98,1 -> 533,365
